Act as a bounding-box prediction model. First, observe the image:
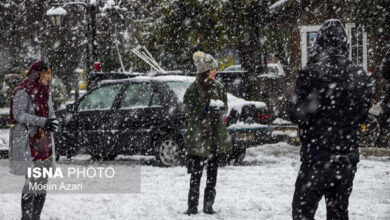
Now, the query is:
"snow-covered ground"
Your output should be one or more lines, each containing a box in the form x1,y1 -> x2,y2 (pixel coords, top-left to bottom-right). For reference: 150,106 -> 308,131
0,142 -> 389,220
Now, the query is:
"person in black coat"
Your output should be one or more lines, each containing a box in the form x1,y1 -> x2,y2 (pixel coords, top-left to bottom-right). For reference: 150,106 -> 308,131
379,49 -> 390,147
288,19 -> 373,220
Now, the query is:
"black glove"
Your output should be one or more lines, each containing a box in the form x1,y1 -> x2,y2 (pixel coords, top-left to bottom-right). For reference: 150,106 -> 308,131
44,118 -> 59,132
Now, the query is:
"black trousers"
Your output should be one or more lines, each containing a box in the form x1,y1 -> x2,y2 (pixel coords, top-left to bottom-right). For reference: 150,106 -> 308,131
379,112 -> 390,147
187,151 -> 218,208
292,163 -> 357,220
21,175 -> 48,220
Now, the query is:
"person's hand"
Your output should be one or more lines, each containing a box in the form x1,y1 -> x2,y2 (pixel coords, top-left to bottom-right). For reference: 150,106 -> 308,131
44,118 -> 59,132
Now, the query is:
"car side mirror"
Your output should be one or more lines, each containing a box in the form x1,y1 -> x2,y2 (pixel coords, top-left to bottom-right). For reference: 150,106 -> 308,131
66,103 -> 75,112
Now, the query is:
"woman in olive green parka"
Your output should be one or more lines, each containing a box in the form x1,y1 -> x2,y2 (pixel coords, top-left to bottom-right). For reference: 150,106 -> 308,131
183,73 -> 232,157
183,51 -> 232,215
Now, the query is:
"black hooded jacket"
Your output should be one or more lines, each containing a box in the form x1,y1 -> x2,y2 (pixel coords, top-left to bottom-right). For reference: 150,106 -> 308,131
380,49 -> 390,118
288,19 -> 373,166
380,49 -> 390,81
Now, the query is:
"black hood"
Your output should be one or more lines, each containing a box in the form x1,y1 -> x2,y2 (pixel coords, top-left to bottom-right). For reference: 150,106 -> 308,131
308,19 -> 349,64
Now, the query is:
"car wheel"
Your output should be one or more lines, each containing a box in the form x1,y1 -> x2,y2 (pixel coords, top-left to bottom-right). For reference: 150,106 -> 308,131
235,149 -> 246,163
360,114 -> 380,147
55,154 -> 60,161
232,148 -> 246,164
156,137 -> 182,166
217,153 -> 229,166
103,154 -> 117,160
91,153 -> 102,161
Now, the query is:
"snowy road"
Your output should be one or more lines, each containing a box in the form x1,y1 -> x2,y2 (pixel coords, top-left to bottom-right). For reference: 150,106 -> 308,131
0,142 -> 389,220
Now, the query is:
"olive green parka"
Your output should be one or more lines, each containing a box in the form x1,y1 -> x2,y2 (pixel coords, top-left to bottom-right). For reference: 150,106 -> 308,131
183,78 -> 232,158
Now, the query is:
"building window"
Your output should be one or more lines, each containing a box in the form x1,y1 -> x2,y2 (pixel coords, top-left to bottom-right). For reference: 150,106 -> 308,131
299,23 -> 367,71
299,25 -> 321,67
306,31 -> 318,55
349,25 -> 365,68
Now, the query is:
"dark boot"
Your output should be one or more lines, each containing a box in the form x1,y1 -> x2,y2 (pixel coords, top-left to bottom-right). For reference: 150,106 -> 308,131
203,188 -> 216,214
186,187 -> 199,215
204,206 -> 216,214
185,206 -> 198,215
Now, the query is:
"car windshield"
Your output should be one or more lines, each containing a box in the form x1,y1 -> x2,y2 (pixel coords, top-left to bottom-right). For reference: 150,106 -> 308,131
78,84 -> 122,111
166,81 -> 192,102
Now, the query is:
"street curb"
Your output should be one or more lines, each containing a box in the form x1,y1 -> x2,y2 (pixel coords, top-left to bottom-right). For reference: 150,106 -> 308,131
360,147 -> 390,157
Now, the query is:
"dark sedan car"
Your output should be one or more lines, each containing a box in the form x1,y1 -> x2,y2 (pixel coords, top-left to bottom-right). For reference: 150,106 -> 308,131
54,75 -> 273,165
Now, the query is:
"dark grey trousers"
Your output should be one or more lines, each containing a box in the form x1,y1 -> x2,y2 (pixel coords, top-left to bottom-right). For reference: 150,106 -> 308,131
21,174 -> 48,220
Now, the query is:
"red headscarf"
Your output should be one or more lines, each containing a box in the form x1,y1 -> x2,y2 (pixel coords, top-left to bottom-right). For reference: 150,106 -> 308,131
8,60 -> 52,160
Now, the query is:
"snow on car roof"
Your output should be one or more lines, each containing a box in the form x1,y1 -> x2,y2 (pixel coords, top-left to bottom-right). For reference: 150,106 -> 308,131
257,74 -> 283,79
100,74 -> 267,112
147,75 -> 195,83
227,94 -> 266,114
99,75 -> 195,85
